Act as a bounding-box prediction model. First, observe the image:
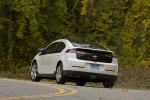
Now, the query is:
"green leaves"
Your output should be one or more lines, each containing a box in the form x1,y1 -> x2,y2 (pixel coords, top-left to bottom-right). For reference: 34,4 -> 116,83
0,0 -> 149,71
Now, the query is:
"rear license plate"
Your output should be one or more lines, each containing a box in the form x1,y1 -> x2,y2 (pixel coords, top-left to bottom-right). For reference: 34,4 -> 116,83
90,64 -> 99,70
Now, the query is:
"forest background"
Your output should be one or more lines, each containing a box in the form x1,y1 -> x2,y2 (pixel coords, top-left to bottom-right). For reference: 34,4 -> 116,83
0,0 -> 149,89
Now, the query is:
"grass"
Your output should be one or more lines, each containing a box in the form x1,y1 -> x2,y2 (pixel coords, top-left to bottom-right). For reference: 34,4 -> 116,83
115,67 -> 150,90
0,71 -> 30,80
0,68 -> 150,90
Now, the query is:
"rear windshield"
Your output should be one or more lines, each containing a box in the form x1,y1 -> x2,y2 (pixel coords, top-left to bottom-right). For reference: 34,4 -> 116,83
71,42 -> 108,50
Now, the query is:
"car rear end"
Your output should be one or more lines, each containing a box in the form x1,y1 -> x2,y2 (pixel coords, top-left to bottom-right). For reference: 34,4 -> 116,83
63,46 -> 118,83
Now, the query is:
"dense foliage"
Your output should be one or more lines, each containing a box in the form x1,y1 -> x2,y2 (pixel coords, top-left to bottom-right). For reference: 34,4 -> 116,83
0,0 -> 150,72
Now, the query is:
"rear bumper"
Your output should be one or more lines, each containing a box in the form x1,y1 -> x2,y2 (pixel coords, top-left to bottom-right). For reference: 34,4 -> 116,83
63,70 -> 117,82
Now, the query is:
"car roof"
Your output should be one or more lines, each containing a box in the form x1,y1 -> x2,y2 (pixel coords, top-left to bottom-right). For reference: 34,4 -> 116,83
53,39 -> 70,43
51,39 -> 111,52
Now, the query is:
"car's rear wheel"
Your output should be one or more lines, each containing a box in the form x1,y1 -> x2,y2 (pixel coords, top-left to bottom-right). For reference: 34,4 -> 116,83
56,63 -> 66,84
103,81 -> 114,88
75,81 -> 86,86
30,62 -> 41,82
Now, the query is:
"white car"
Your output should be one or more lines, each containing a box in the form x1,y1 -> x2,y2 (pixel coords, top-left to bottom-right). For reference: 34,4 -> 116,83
30,39 -> 118,88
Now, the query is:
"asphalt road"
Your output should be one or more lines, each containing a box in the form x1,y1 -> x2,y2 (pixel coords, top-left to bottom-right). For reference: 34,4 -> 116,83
0,79 -> 150,100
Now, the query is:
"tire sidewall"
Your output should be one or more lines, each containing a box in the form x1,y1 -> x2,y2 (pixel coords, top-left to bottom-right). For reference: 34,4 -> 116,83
103,81 -> 114,88
30,62 -> 41,82
56,63 -> 66,84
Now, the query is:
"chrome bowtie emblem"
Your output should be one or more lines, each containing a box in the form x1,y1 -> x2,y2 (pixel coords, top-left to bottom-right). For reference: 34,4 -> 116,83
92,55 -> 98,60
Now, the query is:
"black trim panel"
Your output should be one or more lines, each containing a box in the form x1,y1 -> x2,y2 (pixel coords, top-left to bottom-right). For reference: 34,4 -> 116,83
37,72 -> 56,79
63,70 -> 117,82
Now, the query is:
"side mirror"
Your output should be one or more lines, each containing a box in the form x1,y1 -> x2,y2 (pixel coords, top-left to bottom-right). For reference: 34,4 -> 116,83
39,48 -> 45,55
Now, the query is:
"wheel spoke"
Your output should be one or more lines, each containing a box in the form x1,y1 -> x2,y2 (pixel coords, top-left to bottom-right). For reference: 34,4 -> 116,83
30,63 -> 41,82
31,64 -> 37,79
58,67 -> 61,78
31,70 -> 35,78
32,67 -> 35,72
56,64 -> 66,84
56,66 -> 62,81
56,72 -> 59,80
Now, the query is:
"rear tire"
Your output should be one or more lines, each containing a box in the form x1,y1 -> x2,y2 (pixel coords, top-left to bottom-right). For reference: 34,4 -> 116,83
103,81 -> 114,88
76,81 -> 86,86
30,62 -> 41,82
56,63 -> 66,84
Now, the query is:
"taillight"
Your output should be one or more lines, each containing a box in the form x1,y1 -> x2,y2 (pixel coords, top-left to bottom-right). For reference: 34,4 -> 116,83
76,50 -> 85,54
65,49 -> 85,54
104,54 -> 113,58
65,49 -> 76,53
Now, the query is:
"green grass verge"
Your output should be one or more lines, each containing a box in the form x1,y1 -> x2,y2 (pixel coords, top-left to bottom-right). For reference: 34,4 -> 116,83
0,71 -> 30,80
0,68 -> 150,90
115,68 -> 150,90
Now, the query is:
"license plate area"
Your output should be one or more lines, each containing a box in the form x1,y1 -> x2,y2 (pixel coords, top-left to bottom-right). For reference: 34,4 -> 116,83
90,64 -> 100,70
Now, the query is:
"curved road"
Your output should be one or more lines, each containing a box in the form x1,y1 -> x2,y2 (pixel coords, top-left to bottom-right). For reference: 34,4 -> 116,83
0,79 -> 149,100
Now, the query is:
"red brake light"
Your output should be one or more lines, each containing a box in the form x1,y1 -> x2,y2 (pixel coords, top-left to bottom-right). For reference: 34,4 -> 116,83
65,49 -> 85,54
76,50 -> 85,54
65,49 -> 76,53
65,49 -> 70,53
104,54 -> 113,58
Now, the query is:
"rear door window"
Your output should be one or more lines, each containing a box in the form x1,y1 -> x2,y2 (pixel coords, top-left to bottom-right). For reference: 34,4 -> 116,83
44,42 -> 60,54
56,42 -> 66,53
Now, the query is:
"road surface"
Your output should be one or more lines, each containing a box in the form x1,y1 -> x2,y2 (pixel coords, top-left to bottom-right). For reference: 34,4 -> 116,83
0,79 -> 149,100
